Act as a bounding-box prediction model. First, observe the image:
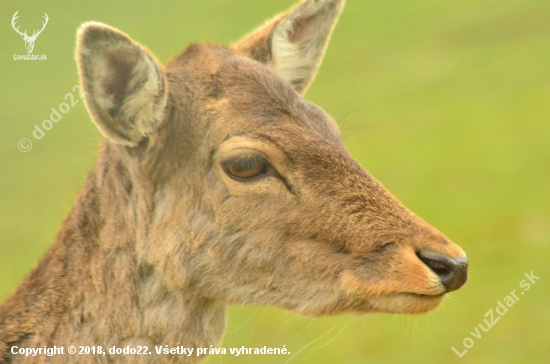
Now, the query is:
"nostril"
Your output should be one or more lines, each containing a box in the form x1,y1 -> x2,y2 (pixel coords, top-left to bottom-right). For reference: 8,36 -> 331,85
416,251 -> 468,292
422,259 -> 452,278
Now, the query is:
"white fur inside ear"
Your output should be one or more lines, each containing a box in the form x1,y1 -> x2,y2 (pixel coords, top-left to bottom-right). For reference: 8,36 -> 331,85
269,0 -> 344,93
118,53 -> 166,137
270,22 -> 313,92
78,22 -> 167,145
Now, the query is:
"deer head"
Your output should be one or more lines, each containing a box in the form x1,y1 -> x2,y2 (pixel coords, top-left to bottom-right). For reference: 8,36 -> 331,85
11,11 -> 48,54
76,0 -> 467,318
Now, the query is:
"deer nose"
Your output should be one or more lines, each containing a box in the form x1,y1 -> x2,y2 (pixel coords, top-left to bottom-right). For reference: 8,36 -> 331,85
416,251 -> 468,292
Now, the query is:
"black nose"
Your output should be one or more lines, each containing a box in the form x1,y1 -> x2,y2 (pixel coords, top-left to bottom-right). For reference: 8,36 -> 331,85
416,251 -> 468,292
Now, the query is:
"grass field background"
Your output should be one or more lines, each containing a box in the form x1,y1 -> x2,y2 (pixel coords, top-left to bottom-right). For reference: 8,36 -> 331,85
1,0 -> 549,363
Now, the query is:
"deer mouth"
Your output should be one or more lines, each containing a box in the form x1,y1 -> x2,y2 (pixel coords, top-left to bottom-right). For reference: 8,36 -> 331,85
354,292 -> 446,315
341,291 -> 446,315
341,271 -> 447,315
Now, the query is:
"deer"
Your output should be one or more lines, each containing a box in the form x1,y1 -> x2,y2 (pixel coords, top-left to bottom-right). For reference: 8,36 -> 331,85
11,11 -> 49,54
0,0 -> 468,362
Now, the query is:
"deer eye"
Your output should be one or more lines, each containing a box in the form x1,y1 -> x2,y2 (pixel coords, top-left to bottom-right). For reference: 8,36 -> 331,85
223,155 -> 270,180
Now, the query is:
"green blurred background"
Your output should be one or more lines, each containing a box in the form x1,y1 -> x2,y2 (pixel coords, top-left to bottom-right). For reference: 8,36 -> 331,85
1,0 -> 549,363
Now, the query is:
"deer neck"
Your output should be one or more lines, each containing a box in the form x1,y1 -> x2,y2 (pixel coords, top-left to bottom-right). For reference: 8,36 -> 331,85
0,142 -> 226,362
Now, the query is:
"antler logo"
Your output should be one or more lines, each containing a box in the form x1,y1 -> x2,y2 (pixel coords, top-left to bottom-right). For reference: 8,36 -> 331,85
11,11 -> 49,54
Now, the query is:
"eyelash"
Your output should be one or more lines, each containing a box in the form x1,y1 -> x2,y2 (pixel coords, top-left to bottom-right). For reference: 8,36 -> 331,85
222,155 -> 271,181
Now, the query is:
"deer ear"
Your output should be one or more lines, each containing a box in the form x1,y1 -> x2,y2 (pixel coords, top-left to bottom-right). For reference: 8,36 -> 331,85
233,0 -> 344,94
76,22 -> 167,146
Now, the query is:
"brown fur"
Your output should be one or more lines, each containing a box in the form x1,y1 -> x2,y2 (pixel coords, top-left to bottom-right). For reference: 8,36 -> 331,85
0,0 -> 467,363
